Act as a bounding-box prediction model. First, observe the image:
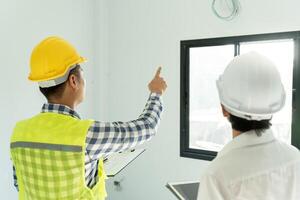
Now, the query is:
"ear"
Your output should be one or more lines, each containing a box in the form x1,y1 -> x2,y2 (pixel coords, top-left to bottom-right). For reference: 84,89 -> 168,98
221,104 -> 230,117
68,74 -> 79,90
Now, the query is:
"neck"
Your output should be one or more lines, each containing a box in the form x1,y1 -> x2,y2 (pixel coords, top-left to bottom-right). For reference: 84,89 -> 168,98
48,98 -> 76,110
232,129 -> 241,138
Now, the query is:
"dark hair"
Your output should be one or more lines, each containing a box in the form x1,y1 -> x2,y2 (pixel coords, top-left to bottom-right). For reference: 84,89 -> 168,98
39,65 -> 81,99
228,114 -> 272,136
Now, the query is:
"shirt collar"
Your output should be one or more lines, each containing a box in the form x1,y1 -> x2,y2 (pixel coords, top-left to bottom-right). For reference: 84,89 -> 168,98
41,103 -> 81,119
217,129 -> 276,158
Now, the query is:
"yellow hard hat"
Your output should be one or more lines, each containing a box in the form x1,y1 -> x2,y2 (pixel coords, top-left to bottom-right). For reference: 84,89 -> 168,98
29,36 -> 86,87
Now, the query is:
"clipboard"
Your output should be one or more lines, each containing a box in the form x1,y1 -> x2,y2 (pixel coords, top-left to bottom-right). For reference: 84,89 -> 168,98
103,148 -> 145,177
166,180 -> 200,200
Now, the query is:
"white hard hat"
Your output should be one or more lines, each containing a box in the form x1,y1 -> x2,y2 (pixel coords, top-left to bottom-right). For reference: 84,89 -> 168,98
216,51 -> 286,121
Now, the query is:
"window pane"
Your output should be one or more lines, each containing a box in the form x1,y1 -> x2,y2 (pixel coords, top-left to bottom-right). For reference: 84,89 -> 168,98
189,45 -> 234,151
240,40 -> 294,144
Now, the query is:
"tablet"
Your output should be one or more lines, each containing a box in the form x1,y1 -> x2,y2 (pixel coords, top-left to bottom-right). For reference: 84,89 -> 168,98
166,180 -> 200,200
103,148 -> 145,177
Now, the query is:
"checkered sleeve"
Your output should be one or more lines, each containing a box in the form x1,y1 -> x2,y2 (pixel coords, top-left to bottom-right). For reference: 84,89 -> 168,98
85,93 -> 163,160
13,165 -> 19,191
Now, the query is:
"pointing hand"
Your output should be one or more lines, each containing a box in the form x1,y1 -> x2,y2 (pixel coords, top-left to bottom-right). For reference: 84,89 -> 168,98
148,66 -> 167,95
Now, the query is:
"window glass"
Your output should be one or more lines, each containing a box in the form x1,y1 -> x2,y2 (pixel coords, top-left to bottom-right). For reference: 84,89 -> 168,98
189,45 -> 234,151
189,40 -> 294,152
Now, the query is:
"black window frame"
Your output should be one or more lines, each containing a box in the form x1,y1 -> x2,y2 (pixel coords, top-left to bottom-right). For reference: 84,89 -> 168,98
180,31 -> 300,161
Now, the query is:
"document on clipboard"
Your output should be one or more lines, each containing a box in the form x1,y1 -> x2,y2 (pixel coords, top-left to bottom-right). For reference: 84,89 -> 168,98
166,181 -> 200,200
103,148 -> 145,177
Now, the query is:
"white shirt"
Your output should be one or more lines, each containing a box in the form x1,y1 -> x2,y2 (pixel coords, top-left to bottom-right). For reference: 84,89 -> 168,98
198,129 -> 300,200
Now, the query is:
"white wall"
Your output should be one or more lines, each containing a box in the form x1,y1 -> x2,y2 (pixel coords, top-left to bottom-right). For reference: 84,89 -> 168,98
0,0 -> 100,198
101,0 -> 300,200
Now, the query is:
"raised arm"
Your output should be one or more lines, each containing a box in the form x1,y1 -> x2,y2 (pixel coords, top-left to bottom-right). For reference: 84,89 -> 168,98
85,67 -> 167,161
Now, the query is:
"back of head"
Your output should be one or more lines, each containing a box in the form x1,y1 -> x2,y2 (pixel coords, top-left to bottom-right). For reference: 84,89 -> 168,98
216,52 -> 286,133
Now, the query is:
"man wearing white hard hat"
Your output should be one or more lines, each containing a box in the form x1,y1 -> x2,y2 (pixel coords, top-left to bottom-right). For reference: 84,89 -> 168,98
197,52 -> 300,200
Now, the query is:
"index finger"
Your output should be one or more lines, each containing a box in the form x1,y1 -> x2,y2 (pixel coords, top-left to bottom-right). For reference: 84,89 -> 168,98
155,66 -> 162,77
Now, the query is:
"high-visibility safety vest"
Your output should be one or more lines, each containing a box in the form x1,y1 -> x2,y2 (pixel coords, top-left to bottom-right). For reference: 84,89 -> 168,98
10,112 -> 107,200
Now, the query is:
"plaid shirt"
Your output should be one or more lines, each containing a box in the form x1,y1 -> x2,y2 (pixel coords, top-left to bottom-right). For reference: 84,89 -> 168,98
13,93 -> 163,190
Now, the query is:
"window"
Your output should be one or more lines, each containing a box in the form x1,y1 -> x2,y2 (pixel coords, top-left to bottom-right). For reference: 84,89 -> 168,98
180,31 -> 300,161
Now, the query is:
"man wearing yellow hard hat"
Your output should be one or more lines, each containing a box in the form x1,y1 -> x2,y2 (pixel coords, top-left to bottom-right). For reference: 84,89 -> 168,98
10,36 -> 167,200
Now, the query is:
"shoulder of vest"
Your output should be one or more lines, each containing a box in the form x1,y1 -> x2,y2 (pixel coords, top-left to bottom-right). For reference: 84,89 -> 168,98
15,113 -> 95,126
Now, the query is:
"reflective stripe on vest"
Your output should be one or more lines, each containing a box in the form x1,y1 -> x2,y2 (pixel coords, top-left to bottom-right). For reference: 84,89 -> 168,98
10,113 -> 107,200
